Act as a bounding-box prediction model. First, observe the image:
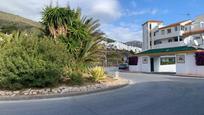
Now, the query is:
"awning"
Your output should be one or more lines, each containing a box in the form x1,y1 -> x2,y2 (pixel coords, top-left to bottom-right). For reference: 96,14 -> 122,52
136,46 -> 204,56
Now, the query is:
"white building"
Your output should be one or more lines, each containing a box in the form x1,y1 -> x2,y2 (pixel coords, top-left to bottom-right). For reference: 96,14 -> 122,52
102,41 -> 142,53
129,15 -> 204,76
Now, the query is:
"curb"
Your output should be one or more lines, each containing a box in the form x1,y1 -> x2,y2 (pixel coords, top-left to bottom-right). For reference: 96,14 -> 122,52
0,82 -> 129,101
120,71 -> 204,79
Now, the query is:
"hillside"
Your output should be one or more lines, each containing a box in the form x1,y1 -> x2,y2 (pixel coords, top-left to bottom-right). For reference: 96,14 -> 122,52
125,40 -> 143,48
0,11 -> 41,33
104,37 -> 115,43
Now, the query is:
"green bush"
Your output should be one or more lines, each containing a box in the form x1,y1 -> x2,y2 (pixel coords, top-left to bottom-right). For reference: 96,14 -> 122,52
0,34 -> 69,90
68,72 -> 83,85
90,66 -> 106,82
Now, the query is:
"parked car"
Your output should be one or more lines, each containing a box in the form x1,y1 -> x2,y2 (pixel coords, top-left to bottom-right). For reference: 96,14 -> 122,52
118,63 -> 129,70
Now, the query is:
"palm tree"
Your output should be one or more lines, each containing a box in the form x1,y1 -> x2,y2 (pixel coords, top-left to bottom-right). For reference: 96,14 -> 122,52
76,17 -> 105,65
41,6 -> 81,40
42,5 -> 105,67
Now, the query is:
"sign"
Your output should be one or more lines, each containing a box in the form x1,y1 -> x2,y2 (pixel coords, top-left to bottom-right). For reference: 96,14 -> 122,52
176,55 -> 185,63
142,57 -> 148,64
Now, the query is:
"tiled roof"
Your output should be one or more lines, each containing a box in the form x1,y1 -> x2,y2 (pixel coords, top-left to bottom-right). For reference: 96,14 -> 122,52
159,20 -> 190,29
183,29 -> 204,37
185,22 -> 192,25
137,46 -> 203,56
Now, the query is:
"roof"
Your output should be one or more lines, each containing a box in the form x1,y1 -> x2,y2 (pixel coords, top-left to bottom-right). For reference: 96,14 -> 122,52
142,20 -> 163,25
185,22 -> 192,26
159,20 -> 190,30
183,29 -> 204,37
137,46 -> 204,56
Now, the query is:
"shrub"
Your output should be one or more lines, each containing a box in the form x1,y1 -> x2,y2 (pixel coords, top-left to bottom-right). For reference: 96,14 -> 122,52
68,72 -> 83,85
90,66 -> 106,82
0,34 -> 69,90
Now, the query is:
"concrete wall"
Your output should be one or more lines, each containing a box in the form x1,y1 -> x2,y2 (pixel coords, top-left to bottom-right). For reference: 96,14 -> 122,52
129,65 -> 140,72
129,56 -> 150,72
142,23 -> 149,51
129,57 -> 141,72
141,56 -> 151,72
176,53 -> 204,76
153,57 -> 160,72
159,64 -> 176,72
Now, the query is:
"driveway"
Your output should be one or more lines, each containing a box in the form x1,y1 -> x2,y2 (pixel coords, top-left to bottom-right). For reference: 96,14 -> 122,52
1,72 -> 204,115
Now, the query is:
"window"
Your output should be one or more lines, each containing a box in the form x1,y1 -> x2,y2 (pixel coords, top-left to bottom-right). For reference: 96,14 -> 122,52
149,24 -> 152,29
128,56 -> 138,65
195,37 -> 200,40
168,39 -> 172,42
150,32 -> 152,38
160,57 -> 175,65
154,30 -> 159,36
185,27 -> 188,31
161,30 -> 165,35
180,38 -> 183,41
174,26 -> 178,31
174,37 -> 178,42
195,52 -> 204,65
181,26 -> 185,30
154,40 -> 162,45
200,22 -> 204,28
167,29 -> 171,33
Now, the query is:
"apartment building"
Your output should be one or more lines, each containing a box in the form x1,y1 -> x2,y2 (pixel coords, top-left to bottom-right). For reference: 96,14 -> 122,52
143,20 -> 193,50
129,15 -> 204,76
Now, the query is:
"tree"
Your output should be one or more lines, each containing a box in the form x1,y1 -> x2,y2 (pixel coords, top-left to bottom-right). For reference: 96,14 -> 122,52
41,6 -> 81,40
42,5 -> 105,66
78,17 -> 105,65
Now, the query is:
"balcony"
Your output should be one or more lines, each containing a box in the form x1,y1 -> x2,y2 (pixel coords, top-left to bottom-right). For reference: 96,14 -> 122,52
153,30 -> 184,40
153,41 -> 185,49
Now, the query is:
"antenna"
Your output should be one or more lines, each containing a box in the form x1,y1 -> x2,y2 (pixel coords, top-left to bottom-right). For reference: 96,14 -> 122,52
176,13 -> 191,19
185,13 -> 191,19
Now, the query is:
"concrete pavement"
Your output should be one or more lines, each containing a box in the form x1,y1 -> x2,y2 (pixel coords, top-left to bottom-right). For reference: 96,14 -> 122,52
0,72 -> 204,115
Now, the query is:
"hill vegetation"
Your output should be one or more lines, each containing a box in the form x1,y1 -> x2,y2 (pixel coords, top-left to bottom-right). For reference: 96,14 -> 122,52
0,11 -> 41,33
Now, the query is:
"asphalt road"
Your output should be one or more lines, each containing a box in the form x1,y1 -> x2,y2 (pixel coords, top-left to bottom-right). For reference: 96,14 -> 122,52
1,72 -> 204,115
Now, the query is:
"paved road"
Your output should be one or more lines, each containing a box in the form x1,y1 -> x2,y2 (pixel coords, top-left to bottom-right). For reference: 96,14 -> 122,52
1,72 -> 204,115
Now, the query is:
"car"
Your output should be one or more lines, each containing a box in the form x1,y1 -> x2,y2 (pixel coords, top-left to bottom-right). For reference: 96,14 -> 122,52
118,63 -> 129,70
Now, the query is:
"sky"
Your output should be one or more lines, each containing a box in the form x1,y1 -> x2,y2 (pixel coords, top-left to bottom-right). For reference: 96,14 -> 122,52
0,0 -> 204,42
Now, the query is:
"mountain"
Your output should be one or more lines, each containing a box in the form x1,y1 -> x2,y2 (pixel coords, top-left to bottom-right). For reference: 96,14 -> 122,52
104,37 -> 115,43
0,11 -> 41,33
125,40 -> 143,48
